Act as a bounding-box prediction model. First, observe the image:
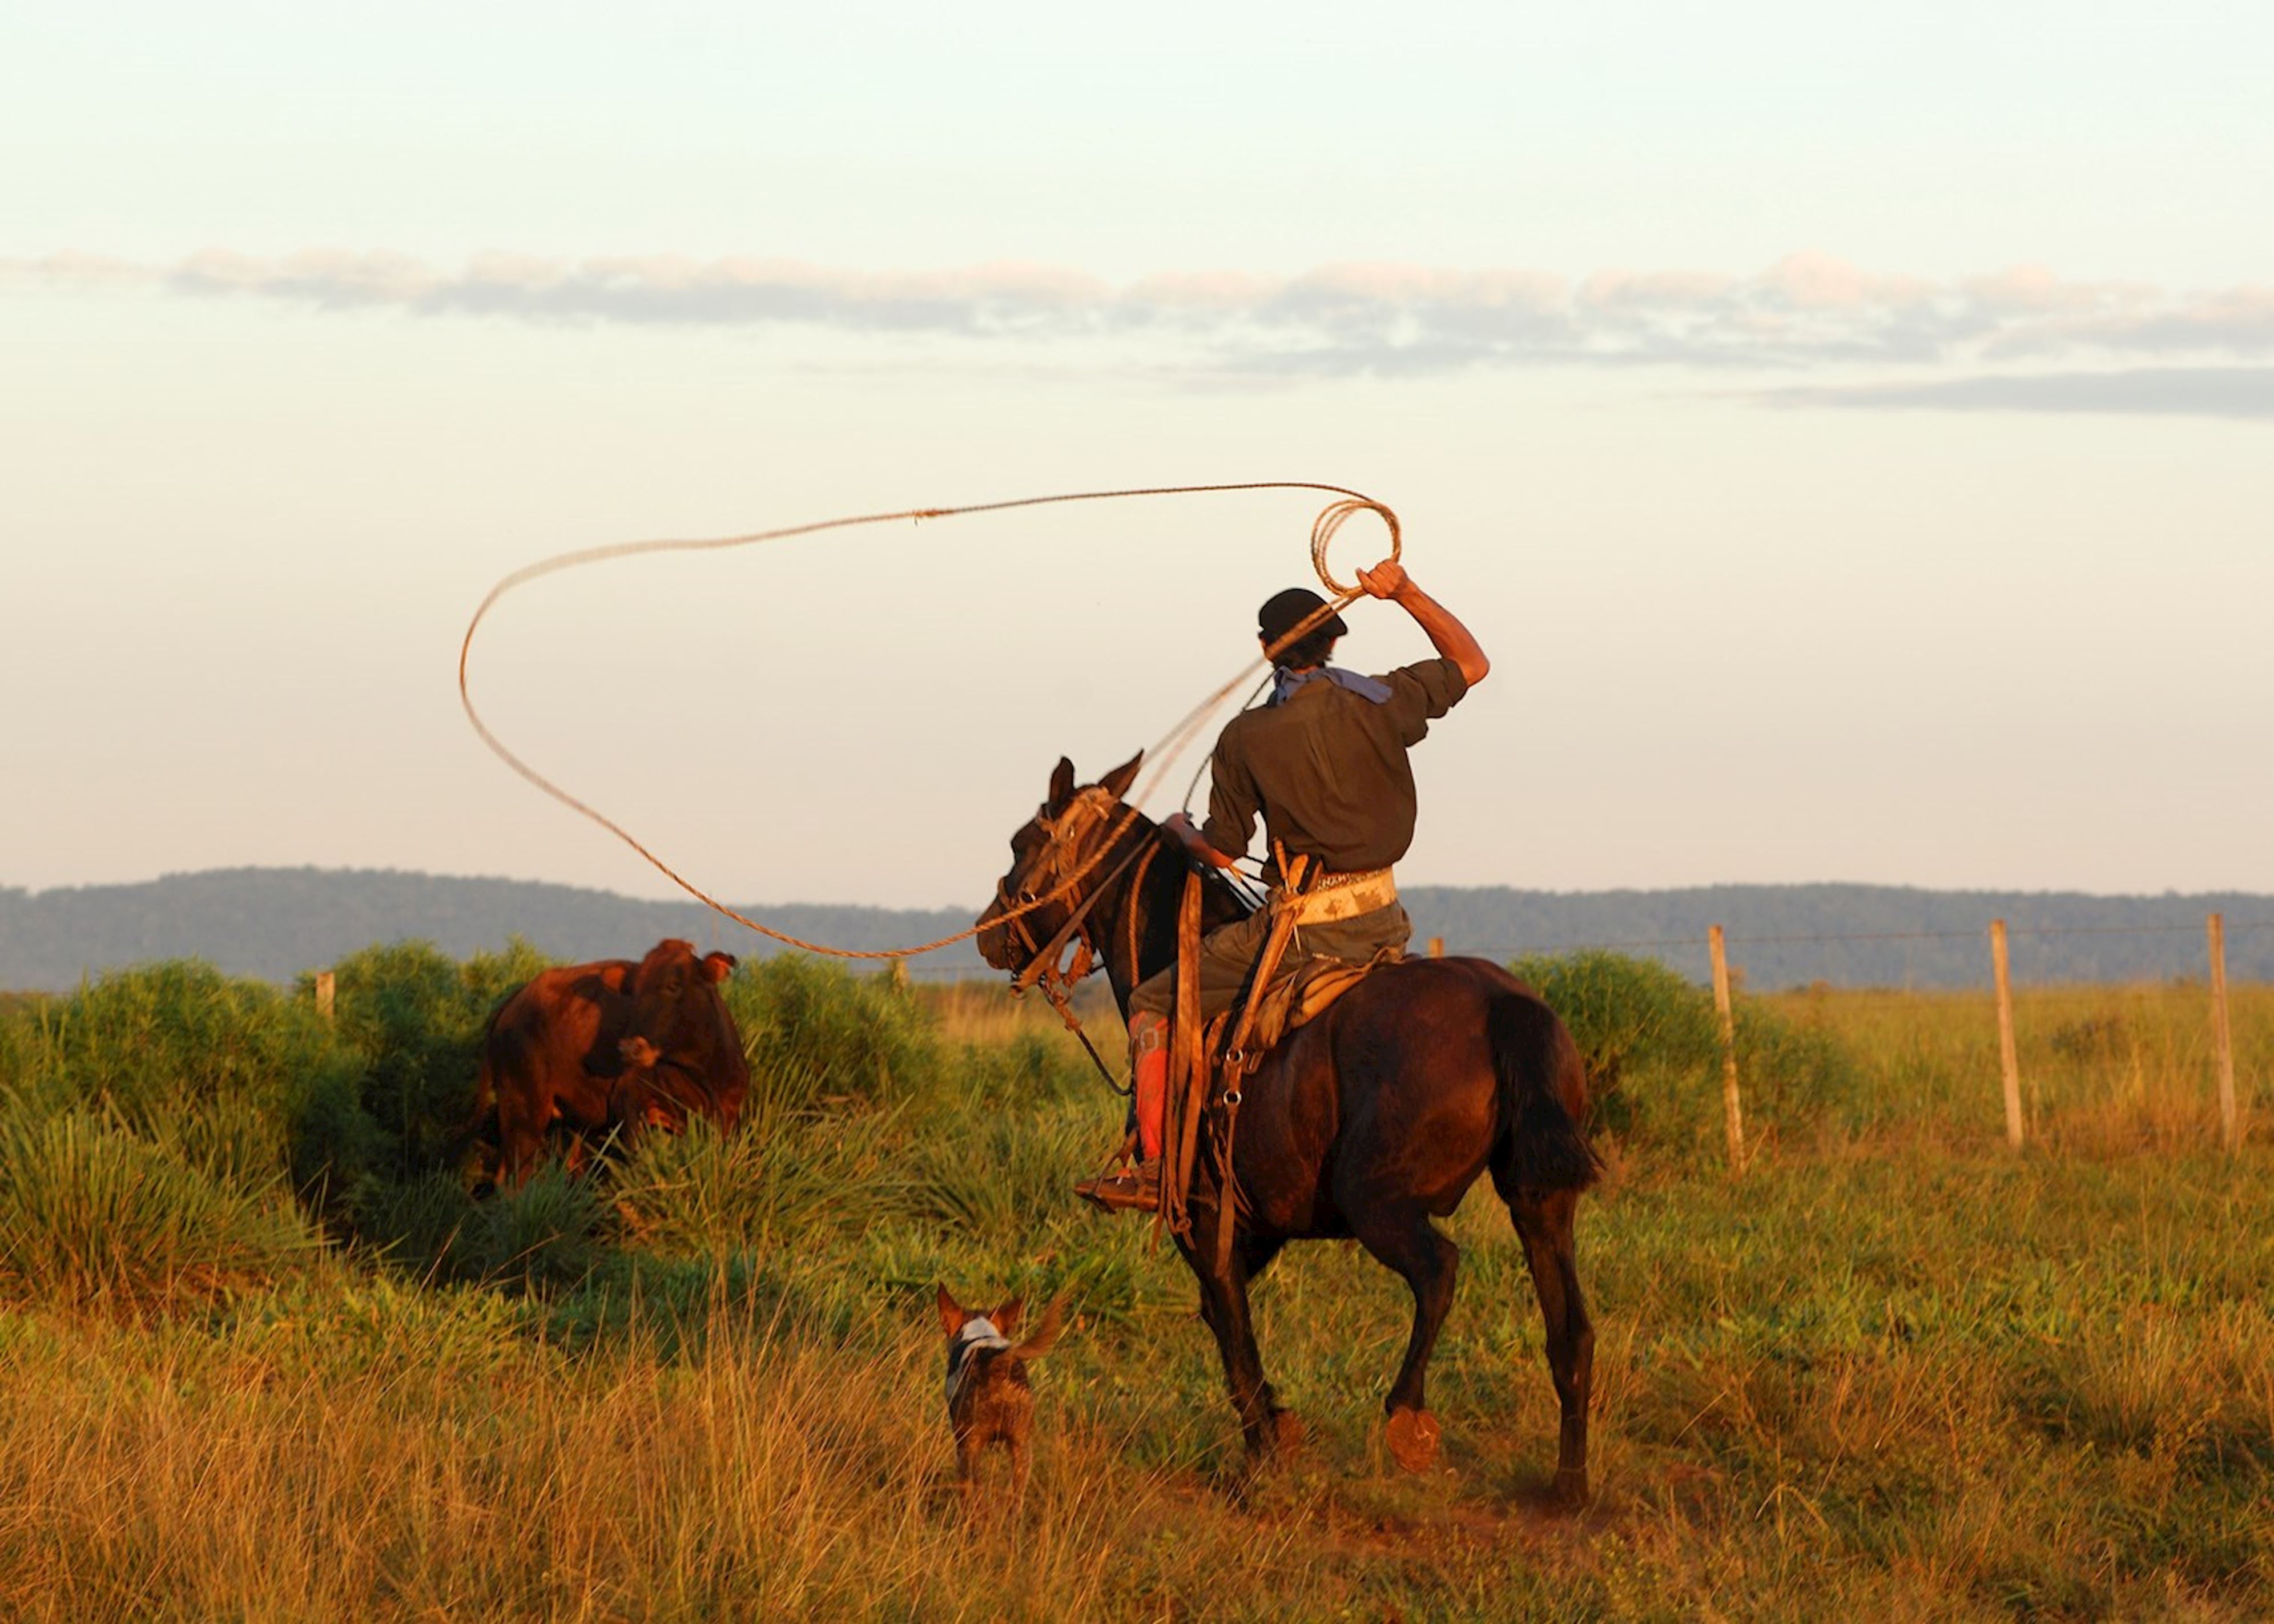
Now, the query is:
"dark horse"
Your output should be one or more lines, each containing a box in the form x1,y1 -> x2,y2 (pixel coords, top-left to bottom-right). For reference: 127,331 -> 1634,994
976,753 -> 1599,1504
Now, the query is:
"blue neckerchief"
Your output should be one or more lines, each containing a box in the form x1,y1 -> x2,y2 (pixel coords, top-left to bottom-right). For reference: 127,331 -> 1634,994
1270,664 -> 1393,707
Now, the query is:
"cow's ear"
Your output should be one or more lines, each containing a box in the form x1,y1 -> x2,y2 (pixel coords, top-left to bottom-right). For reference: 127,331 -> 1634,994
1046,757 -> 1076,815
936,1283 -> 965,1336
1096,750 -> 1144,801
993,1296 -> 1024,1335
700,952 -> 736,984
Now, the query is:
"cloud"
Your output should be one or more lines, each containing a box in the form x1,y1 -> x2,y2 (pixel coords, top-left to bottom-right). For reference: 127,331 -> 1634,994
1756,366 -> 2274,420
9,249 -> 2274,400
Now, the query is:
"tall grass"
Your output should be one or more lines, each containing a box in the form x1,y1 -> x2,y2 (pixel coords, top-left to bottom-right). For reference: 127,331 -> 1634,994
1757,980 -> 2274,1153
1,949 -> 2269,1617
2,959 -> 361,1196
1,1143 -> 2266,1619
0,1107 -> 316,1310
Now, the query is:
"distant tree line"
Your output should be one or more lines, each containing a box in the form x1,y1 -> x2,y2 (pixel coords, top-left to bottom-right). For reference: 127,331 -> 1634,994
2,868 -> 2269,993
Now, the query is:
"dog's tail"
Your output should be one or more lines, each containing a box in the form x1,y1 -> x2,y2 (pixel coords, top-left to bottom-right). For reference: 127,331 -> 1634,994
1010,1293 -> 1068,1361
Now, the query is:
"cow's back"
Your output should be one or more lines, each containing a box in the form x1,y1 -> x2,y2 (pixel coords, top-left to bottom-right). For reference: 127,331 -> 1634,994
489,961 -> 634,1079
482,959 -> 635,1179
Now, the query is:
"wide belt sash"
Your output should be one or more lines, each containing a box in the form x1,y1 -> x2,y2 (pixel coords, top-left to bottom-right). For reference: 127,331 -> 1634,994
1284,867 -> 1398,925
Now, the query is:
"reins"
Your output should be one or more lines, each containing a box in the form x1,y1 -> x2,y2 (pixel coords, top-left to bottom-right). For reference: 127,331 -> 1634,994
460,481 -> 1399,961
999,793 -> 1168,1094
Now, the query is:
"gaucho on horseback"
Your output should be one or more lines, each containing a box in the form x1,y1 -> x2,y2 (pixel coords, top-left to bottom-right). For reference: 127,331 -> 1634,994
974,538 -> 1595,1496
1077,555 -> 1490,1213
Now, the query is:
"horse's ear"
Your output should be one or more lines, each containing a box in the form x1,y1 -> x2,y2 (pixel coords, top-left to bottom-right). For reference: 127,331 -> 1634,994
993,1296 -> 1025,1335
1096,751 -> 1144,801
1046,757 -> 1076,814
936,1283 -> 965,1336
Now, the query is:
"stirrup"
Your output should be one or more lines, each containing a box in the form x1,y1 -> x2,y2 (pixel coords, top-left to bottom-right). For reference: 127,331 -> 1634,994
1074,1160 -> 1161,1215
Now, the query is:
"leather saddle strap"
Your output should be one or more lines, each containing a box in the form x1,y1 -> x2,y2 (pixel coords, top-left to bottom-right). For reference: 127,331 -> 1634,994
1211,853 -> 1314,1274
1221,852 -> 1314,1069
1162,870 -> 1206,1240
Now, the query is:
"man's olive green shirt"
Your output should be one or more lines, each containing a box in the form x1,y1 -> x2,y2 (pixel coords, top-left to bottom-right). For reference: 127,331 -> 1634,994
1200,657 -> 1470,875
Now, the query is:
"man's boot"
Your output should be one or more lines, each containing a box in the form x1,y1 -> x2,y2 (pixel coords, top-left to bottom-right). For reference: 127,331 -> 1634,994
1076,1012 -> 1167,1213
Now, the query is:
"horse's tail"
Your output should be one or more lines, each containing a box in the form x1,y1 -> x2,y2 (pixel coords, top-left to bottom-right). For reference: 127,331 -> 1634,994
1488,993 -> 1599,1196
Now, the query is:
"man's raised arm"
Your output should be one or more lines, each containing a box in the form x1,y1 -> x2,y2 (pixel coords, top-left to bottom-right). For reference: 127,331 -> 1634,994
1357,559 -> 1489,687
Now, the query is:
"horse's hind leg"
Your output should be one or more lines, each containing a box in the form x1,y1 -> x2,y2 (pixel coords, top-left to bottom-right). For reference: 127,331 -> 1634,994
1349,1201 -> 1460,1472
1506,1186 -> 1594,1506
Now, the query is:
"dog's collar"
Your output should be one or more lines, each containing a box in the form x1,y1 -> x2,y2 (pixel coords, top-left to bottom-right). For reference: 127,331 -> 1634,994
945,1315 -> 1013,1409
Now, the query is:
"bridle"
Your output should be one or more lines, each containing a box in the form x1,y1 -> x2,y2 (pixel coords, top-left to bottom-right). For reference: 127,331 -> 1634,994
991,788 -> 1165,1094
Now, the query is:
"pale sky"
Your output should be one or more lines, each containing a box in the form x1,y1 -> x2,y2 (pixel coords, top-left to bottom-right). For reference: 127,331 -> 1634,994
4,2 -> 2269,910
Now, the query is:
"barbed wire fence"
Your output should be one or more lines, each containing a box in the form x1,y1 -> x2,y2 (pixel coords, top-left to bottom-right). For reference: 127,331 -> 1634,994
874,911 -> 2264,1160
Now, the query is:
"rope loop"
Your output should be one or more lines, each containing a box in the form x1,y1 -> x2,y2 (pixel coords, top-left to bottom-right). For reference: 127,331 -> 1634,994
1309,497 -> 1400,596
461,480 -> 1403,959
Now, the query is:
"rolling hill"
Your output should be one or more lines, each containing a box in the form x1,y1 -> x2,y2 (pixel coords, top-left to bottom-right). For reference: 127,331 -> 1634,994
4,868 -> 2269,992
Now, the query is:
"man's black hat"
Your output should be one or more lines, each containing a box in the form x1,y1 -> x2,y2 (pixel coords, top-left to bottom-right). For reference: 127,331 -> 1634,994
1257,587 -> 1347,647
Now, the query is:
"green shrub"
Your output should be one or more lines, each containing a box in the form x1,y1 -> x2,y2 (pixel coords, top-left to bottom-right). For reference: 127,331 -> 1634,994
468,1163 -> 609,1293
1736,1002 -> 1862,1132
726,956 -> 941,1104
612,1073 -> 908,1251
0,1106 -> 316,1309
907,1093 -> 1100,1242
1508,950 -> 1722,1137
311,938 -> 553,1182
359,1160 -> 609,1293
9,961 -> 363,1201
347,1170 -> 485,1283
954,1028 -> 1106,1109
1508,949 -> 1858,1147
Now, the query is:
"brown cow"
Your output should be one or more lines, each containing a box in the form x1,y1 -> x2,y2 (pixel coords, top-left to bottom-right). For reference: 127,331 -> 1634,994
476,938 -> 750,1188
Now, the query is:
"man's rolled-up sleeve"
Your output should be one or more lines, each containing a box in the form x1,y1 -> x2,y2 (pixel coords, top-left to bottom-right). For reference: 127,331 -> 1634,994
1379,657 -> 1471,746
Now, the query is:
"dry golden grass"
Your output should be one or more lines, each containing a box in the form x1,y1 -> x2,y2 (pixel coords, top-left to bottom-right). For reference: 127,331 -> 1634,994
1757,980 -> 2273,1157
2,976 -> 2269,1619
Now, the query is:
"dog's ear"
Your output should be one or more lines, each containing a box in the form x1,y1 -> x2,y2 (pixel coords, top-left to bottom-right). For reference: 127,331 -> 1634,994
992,1296 -> 1024,1335
936,1283 -> 965,1336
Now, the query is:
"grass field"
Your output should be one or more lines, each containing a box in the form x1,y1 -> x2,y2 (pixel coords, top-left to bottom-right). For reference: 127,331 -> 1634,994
1,954 -> 2268,1621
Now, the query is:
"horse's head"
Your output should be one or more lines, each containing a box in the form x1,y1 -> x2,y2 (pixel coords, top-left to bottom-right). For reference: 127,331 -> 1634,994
975,751 -> 1145,975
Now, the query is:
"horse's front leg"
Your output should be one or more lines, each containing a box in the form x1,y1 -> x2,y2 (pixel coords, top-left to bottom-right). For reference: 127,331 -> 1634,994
1183,1228 -> 1297,1460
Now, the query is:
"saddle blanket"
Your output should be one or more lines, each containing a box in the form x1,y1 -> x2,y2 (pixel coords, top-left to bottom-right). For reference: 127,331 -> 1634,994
1210,947 -> 1399,1067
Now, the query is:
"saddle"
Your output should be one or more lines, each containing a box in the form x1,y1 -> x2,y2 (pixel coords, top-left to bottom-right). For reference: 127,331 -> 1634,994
1200,953 -> 1386,1074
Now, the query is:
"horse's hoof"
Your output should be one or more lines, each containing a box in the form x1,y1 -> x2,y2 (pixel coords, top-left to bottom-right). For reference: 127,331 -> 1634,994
1384,1407 -> 1440,1473
1246,1409 -> 1304,1461
1271,1409 -> 1305,1457
1552,1467 -> 1591,1509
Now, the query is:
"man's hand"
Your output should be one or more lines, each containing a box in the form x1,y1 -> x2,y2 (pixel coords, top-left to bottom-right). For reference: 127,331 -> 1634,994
1162,811 -> 1238,870
1357,558 -> 1410,601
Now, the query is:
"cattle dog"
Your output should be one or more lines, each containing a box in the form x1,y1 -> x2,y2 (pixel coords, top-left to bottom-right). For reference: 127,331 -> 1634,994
935,1285 -> 1065,1513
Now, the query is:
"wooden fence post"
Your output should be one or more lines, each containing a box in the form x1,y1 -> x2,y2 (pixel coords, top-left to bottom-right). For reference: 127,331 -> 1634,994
315,970 -> 336,1023
1991,920 -> 2023,1150
2209,913 -> 2238,1152
890,960 -> 910,993
1708,925 -> 1745,1170
1427,936 -> 1444,960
